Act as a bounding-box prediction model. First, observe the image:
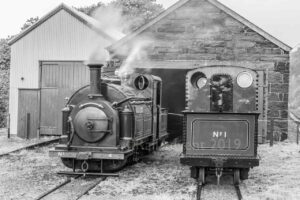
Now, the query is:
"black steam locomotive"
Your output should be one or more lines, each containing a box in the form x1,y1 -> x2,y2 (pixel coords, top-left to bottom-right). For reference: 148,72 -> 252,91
180,66 -> 260,185
50,63 -> 168,174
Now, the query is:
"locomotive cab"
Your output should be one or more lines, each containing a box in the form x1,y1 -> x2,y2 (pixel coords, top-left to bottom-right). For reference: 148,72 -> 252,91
181,66 -> 260,185
50,62 -> 168,174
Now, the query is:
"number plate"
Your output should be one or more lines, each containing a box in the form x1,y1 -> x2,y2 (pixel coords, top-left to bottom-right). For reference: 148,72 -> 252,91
57,152 -> 77,158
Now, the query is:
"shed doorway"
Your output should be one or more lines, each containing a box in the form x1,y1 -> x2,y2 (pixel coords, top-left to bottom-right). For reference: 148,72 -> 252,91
39,61 -> 89,135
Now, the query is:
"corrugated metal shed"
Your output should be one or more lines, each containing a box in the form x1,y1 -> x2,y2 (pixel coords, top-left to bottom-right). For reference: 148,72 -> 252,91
9,4 -> 113,136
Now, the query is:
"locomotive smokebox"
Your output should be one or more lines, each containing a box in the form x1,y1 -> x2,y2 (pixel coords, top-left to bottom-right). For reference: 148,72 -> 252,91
87,62 -> 103,97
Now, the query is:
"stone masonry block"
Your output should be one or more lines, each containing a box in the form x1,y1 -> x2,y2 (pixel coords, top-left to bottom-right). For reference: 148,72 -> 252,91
270,84 -> 289,93
278,93 -> 289,102
283,73 -> 289,83
268,93 -> 280,101
268,72 -> 283,83
274,62 -> 289,72
267,109 -> 280,118
280,110 -> 288,119
268,101 -> 288,111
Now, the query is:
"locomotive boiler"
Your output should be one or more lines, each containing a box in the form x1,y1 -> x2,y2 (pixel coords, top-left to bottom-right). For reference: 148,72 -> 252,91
50,62 -> 168,174
180,66 -> 260,185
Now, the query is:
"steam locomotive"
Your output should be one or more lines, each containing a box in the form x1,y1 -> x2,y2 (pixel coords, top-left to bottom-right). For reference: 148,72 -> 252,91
50,63 -> 168,174
180,66 -> 260,185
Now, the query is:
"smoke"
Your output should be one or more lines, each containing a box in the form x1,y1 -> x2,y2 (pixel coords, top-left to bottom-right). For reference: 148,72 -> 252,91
87,4 -> 154,76
87,5 -> 126,63
116,37 -> 153,77
92,5 -> 126,41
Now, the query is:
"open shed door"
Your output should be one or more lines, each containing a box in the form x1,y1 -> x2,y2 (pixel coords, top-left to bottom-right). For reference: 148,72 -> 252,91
40,61 -> 89,135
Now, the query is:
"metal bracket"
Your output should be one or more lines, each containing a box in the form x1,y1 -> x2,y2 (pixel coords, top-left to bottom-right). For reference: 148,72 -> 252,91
215,168 -> 223,185
76,152 -> 92,160
212,157 -> 226,168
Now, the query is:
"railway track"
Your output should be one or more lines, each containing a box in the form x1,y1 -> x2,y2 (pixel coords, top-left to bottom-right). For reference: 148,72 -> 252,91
35,175 -> 106,200
196,181 -> 243,200
0,138 -> 59,158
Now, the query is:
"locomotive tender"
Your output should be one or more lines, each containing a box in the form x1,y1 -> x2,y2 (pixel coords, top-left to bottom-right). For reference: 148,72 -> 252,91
50,62 -> 168,173
180,66 -> 260,185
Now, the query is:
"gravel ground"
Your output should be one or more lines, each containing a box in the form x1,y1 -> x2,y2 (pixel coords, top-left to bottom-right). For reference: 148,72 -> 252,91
0,131 -> 57,155
0,145 -> 67,200
243,141 -> 300,200
82,142 -> 300,200
0,139 -> 299,200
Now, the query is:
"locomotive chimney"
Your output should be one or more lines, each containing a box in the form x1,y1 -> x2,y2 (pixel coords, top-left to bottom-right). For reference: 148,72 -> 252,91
87,62 -> 103,97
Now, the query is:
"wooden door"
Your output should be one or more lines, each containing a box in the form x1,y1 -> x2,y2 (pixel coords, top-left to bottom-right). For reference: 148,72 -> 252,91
18,89 -> 40,139
40,61 -> 89,135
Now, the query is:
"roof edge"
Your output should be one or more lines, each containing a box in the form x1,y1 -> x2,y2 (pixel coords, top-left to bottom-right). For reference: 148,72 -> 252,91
207,0 -> 291,52
108,0 -> 292,52
8,3 -> 65,45
8,3 -> 115,45
106,0 -> 190,51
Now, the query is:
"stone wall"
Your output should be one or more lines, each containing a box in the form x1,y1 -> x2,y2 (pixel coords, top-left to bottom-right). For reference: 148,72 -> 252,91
111,0 -> 290,141
268,62 -> 289,140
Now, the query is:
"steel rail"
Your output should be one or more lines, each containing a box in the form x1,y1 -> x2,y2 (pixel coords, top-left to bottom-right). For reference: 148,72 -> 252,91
34,175 -> 81,200
0,138 -> 59,158
75,177 -> 106,200
196,182 -> 243,200
196,181 -> 203,200
234,185 -> 243,200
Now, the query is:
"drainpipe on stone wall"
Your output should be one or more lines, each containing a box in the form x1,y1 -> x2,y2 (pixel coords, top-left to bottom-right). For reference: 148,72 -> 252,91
270,119 -> 274,147
7,114 -> 10,139
297,124 -> 299,145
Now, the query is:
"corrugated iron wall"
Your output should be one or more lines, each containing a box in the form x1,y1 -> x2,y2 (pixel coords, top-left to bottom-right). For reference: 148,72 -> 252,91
9,9 -> 111,135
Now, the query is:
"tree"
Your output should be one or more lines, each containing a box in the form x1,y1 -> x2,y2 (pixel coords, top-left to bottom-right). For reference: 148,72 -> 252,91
109,0 -> 164,32
76,2 -> 104,16
0,38 -> 11,127
76,0 -> 164,33
21,17 -> 39,31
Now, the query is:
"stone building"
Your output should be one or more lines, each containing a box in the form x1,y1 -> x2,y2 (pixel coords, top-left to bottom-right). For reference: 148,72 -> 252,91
108,0 -> 291,142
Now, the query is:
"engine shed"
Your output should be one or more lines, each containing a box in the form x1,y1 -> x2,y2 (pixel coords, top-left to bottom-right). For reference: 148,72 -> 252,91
8,4 -> 114,138
107,0 -> 291,143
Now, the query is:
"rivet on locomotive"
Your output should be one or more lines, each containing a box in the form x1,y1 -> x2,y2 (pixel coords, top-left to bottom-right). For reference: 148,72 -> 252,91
50,62 -> 168,175
181,66 -> 260,185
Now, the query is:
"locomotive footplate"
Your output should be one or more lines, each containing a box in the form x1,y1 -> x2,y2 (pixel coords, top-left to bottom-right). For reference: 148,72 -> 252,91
49,147 -> 132,160
180,155 -> 259,168
57,171 -> 119,177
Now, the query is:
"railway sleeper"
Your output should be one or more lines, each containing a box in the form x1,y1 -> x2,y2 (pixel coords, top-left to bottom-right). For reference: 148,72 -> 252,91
195,167 -> 244,200
190,167 -> 249,182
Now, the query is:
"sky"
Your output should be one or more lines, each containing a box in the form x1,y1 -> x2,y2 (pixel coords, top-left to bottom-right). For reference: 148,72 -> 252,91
0,0 -> 299,48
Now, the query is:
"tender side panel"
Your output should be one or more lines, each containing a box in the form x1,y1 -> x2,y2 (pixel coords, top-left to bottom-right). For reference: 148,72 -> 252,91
185,113 -> 258,157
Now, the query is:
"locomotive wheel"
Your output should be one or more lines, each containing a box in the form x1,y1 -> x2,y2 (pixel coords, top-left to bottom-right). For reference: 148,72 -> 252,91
240,168 -> 250,180
198,167 -> 206,184
61,158 -> 74,169
233,169 -> 241,185
190,167 -> 199,179
103,159 -> 128,172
